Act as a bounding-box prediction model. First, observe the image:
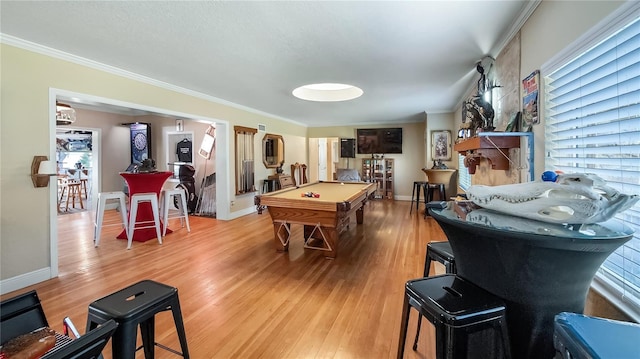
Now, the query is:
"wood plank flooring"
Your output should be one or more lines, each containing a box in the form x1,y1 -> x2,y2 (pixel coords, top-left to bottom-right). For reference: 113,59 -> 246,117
2,200 -> 447,358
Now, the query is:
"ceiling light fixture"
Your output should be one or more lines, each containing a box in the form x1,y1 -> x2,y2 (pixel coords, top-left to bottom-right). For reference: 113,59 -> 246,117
292,83 -> 363,102
56,102 -> 76,125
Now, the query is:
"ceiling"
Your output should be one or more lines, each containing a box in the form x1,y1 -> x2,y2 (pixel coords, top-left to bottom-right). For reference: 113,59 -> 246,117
1,1 -> 538,127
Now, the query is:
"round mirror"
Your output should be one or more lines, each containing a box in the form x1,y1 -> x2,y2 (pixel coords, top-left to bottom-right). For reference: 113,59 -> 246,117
262,134 -> 284,168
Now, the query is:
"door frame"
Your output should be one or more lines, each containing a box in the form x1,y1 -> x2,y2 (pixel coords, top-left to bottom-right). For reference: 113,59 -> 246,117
48,88 -> 231,277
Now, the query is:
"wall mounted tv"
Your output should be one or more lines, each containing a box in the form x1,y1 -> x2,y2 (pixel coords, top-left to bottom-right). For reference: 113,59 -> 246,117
357,128 -> 402,154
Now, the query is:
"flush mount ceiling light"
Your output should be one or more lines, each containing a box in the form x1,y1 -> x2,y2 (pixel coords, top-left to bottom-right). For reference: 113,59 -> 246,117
292,83 -> 363,102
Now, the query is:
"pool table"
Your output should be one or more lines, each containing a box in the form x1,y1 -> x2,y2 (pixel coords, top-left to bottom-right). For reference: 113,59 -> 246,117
255,181 -> 377,258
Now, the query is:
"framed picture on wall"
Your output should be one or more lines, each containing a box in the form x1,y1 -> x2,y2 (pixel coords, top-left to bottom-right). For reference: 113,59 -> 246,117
431,130 -> 451,161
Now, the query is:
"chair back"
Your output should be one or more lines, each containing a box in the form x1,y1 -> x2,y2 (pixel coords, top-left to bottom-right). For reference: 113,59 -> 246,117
279,175 -> 295,189
422,169 -> 458,199
42,319 -> 118,359
290,163 -> 308,186
0,290 -> 49,345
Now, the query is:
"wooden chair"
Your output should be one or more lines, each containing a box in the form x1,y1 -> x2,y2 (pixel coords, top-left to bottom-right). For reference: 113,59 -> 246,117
291,163 -> 308,186
279,175 -> 295,189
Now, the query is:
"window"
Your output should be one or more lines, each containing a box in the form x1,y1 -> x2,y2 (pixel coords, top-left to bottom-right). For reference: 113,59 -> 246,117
234,126 -> 257,195
458,154 -> 472,190
544,14 -> 640,319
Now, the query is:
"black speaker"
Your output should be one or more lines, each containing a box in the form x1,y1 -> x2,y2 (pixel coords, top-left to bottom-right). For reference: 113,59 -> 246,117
340,138 -> 356,158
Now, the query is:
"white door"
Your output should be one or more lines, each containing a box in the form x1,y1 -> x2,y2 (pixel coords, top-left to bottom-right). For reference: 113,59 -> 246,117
318,138 -> 327,180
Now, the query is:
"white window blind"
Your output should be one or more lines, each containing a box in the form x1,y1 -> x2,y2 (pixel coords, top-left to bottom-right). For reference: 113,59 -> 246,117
458,154 -> 472,190
544,16 -> 640,319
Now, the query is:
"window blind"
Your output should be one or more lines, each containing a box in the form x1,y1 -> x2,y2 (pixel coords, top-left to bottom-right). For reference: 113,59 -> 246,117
458,154 -> 472,190
544,16 -> 640,318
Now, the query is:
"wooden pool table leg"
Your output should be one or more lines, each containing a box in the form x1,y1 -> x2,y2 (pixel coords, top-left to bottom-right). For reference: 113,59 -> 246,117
356,205 -> 365,224
273,221 -> 291,252
303,225 -> 338,259
324,229 -> 338,258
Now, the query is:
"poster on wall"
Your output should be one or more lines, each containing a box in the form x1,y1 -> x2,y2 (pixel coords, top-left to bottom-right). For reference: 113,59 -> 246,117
522,70 -> 540,130
130,123 -> 151,165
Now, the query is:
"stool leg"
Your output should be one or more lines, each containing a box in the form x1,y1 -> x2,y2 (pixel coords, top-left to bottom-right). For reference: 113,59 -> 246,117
140,317 -> 156,359
171,297 -> 190,358
77,186 -> 84,209
413,252 -> 434,350
415,184 -> 421,213
66,188 -> 72,211
445,260 -> 455,274
396,294 -> 411,359
119,196 -> 129,239
94,195 -> 105,247
410,183 -> 416,214
150,199 -> 163,244
180,192 -> 191,233
434,321 -> 447,359
112,321 -> 139,359
128,202 -> 138,249
59,186 -> 67,210
499,318 -> 512,359
424,184 -> 433,219
412,316 -> 422,351
162,194 -> 171,237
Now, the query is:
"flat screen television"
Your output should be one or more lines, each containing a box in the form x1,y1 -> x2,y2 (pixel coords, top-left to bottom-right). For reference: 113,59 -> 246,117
357,128 -> 402,154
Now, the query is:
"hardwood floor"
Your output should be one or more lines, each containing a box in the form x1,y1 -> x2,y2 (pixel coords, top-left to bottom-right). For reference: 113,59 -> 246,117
2,200 -> 447,358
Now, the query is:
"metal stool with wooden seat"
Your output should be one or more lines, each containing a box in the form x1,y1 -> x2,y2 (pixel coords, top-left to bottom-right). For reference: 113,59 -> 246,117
160,188 -> 191,236
65,180 -> 84,211
94,191 -> 129,247
128,193 -> 162,249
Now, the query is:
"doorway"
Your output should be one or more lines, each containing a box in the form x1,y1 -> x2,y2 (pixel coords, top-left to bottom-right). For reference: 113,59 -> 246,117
48,89 -> 231,278
308,137 -> 339,182
55,127 -> 99,214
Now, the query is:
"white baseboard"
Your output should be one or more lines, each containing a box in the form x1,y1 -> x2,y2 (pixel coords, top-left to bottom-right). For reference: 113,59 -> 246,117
0,267 -> 52,295
226,206 -> 258,220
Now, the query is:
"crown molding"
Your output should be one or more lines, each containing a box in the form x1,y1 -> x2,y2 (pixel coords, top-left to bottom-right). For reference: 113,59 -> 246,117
0,34 -> 306,127
491,0 -> 542,59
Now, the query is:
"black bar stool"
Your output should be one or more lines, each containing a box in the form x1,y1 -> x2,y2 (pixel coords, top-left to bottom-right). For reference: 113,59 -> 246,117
397,274 -> 511,359
413,241 -> 457,350
410,181 -> 428,214
424,183 -> 445,218
86,280 -> 190,359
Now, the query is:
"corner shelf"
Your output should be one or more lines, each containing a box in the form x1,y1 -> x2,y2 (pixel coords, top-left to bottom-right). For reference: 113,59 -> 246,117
454,132 -> 534,181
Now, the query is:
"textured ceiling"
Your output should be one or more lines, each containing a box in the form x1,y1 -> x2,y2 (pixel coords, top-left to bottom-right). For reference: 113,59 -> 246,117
1,1 -> 537,127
